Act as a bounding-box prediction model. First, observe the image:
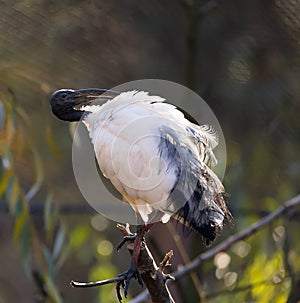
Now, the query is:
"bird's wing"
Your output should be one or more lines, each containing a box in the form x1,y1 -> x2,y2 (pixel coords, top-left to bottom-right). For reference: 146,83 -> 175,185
150,101 -> 219,166
158,125 -> 231,245
185,123 -> 219,166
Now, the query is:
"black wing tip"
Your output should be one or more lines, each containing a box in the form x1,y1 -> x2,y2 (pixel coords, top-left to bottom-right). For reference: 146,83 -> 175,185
175,202 -> 232,246
192,221 -> 222,246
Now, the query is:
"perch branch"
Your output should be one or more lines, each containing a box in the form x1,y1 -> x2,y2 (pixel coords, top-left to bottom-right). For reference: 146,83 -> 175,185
72,223 -> 175,303
130,193 -> 300,303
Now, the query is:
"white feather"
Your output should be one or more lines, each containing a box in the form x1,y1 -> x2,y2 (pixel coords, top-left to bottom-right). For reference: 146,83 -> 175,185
81,90 -> 220,224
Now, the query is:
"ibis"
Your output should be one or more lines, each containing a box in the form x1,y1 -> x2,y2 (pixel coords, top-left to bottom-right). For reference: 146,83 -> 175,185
50,88 -> 232,298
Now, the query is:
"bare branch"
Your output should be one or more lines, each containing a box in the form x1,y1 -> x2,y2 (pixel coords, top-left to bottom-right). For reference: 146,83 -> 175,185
71,224 -> 175,303
138,244 -> 175,303
130,194 -> 300,303
159,250 -> 173,271
71,277 -> 124,288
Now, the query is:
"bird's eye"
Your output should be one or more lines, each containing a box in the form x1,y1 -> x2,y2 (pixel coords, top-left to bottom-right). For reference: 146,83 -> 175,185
60,93 -> 68,100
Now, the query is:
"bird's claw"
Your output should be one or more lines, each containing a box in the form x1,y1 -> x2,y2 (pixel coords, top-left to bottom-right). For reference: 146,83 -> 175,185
116,268 -> 143,302
116,233 -> 137,252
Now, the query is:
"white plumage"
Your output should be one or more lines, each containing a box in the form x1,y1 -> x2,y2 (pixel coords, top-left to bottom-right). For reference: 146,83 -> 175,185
50,88 -> 231,244
82,90 -> 219,224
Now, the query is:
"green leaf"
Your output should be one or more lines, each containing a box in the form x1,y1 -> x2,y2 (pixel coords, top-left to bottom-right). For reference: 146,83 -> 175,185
42,245 -> 56,280
44,194 -> 53,232
44,194 -> 58,240
7,178 -> 20,214
12,196 -> 23,219
0,168 -> 13,197
13,203 -> 28,242
53,226 -> 65,261
20,221 -> 31,277
55,242 -> 71,270
25,149 -> 43,202
44,275 -> 63,303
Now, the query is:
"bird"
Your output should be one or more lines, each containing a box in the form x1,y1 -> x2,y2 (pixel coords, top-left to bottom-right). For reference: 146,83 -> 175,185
50,88 -> 232,299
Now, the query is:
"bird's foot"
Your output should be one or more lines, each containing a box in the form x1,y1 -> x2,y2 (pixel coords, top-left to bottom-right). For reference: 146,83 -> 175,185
116,233 -> 137,252
116,267 -> 143,302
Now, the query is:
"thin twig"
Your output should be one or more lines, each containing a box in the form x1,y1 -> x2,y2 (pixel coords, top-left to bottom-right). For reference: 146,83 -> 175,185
71,277 -> 123,288
159,250 -> 173,271
129,194 -> 300,303
167,223 -> 207,302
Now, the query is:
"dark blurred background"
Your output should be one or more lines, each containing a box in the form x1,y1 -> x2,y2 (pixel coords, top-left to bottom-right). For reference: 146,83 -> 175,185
0,1 -> 300,302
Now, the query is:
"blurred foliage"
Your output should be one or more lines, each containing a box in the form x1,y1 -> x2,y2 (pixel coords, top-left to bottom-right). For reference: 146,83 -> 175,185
0,91 -> 64,302
0,0 -> 300,303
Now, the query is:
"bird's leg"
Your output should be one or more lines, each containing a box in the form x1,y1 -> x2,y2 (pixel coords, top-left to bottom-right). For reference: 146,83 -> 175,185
116,194 -> 140,251
116,222 -> 154,251
116,224 -> 153,300
116,233 -> 137,252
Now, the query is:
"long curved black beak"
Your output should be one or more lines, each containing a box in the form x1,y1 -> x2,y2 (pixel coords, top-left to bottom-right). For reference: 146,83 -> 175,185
71,88 -> 119,107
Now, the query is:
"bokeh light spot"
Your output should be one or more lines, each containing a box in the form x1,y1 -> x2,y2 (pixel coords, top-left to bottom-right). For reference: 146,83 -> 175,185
97,240 -> 113,256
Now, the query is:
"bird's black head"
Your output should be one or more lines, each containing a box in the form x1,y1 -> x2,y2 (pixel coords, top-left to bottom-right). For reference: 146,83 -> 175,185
50,88 -> 119,122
